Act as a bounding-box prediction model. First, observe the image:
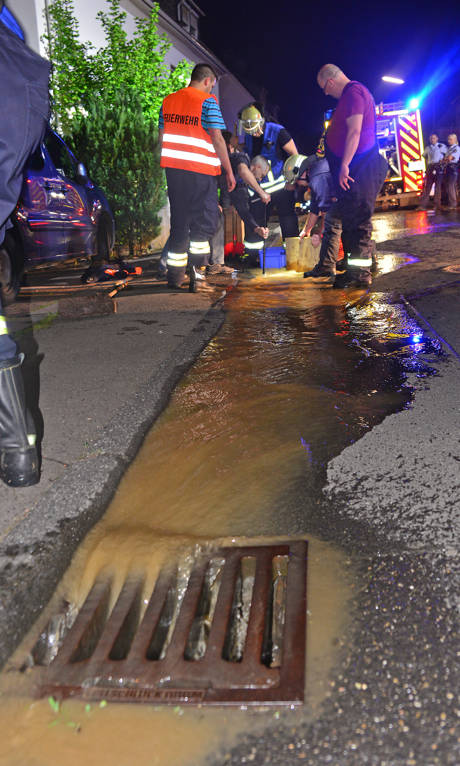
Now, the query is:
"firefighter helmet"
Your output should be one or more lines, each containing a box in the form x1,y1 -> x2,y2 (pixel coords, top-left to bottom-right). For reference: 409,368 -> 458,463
240,105 -> 265,135
283,154 -> 310,184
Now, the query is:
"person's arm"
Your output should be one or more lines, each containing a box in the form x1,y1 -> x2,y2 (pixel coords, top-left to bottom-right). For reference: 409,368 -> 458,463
208,128 -> 236,192
158,128 -> 163,151
299,212 -> 319,238
231,191 -> 268,238
339,113 -> 363,190
237,163 -> 270,204
281,138 -> 298,156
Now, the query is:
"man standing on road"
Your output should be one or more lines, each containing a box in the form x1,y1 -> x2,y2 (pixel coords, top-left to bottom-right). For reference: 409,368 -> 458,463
417,133 -> 446,211
0,2 -> 49,486
442,133 -> 460,210
317,64 -> 387,288
159,63 -> 235,291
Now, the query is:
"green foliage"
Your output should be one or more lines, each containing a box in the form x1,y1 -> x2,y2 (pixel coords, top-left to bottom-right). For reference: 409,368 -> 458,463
69,90 -> 166,255
44,0 -> 193,252
44,0 -> 93,135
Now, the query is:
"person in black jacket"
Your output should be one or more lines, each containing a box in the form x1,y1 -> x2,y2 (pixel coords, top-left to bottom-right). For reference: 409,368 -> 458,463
0,3 -> 50,486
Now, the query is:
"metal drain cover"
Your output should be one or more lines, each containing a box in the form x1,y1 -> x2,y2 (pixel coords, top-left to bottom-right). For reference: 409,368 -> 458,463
35,541 -> 308,706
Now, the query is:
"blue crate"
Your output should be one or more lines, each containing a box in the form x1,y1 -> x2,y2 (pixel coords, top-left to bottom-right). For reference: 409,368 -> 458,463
258,246 -> 286,269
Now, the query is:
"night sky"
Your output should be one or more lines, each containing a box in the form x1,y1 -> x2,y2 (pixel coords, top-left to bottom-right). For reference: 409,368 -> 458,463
198,0 -> 460,153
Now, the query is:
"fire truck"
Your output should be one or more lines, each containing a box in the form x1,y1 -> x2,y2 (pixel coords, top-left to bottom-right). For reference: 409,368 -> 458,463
375,101 -> 425,209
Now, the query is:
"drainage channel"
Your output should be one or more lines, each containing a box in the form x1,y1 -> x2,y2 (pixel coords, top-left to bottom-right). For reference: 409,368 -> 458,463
0,265 -> 441,765
33,542 -> 307,706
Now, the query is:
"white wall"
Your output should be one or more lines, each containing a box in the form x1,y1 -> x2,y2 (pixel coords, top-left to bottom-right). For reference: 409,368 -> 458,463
11,0 -> 41,52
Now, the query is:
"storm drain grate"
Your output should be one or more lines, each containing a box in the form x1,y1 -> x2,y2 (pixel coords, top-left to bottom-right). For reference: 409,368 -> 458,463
35,541 -> 308,705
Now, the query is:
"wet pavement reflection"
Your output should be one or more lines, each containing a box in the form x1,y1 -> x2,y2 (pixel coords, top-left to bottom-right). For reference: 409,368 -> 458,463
372,207 -> 460,243
0,238 -> 444,765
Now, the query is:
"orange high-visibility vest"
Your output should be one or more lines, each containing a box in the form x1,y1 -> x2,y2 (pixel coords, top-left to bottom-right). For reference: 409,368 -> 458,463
160,87 -> 221,176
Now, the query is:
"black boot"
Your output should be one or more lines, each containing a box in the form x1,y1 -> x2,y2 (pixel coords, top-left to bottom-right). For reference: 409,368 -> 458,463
188,265 -> 197,293
333,270 -> 372,289
0,355 -> 39,487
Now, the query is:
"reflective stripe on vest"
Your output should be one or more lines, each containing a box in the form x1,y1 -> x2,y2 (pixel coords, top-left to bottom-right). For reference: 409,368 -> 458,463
161,87 -> 221,176
167,251 -> 188,268
161,148 -> 220,167
244,240 -> 264,249
260,175 -> 287,193
0,316 -> 7,335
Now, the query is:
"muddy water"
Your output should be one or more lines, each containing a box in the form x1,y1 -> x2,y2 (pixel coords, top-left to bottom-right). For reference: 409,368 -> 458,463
0,271 -> 435,766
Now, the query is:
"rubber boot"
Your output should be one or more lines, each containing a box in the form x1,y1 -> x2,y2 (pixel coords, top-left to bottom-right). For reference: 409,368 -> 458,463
0,355 -> 39,487
188,265 -> 197,293
284,237 -> 300,271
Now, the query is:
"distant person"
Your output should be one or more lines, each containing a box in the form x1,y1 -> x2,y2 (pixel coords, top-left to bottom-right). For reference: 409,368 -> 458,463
442,133 -> 460,210
316,64 -> 387,288
206,135 -> 239,275
418,134 -> 446,211
0,2 -> 50,485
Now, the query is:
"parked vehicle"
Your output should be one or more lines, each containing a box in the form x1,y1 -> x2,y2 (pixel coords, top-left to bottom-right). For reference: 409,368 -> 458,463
374,101 -> 425,210
0,128 -> 115,302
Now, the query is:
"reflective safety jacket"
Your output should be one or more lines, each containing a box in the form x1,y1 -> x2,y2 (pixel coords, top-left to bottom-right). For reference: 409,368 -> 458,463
160,87 -> 221,176
244,122 -> 285,179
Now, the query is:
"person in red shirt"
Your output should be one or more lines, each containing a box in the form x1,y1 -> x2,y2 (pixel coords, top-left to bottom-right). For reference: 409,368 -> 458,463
317,64 -> 388,288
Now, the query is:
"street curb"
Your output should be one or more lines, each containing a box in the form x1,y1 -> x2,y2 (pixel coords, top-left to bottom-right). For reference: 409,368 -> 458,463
0,305 -> 226,668
400,292 -> 460,362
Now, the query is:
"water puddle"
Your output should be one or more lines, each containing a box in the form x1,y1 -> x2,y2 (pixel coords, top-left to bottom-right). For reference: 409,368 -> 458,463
0,266 -> 441,765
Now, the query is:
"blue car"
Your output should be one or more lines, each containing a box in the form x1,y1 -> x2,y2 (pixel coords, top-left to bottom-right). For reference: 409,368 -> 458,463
0,128 -> 115,301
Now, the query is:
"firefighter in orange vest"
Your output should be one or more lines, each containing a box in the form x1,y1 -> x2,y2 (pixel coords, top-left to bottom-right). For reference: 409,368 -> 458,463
159,63 -> 236,291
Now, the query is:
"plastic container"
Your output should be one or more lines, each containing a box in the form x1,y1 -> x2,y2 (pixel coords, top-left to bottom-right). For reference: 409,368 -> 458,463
258,246 -> 286,269
298,238 -> 320,272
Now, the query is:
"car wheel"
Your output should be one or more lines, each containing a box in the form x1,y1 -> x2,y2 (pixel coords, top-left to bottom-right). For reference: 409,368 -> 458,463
81,219 -> 113,283
0,232 -> 23,305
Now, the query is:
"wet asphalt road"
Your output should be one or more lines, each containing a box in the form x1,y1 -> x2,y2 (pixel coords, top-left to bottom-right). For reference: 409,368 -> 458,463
208,211 -> 460,765
1,209 -> 459,764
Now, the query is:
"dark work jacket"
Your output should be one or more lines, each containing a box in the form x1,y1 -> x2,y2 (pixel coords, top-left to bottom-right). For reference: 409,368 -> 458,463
0,16 -> 50,242
308,157 -> 335,215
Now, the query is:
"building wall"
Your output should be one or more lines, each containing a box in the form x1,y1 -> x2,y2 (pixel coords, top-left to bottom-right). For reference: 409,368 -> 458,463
16,0 -> 253,129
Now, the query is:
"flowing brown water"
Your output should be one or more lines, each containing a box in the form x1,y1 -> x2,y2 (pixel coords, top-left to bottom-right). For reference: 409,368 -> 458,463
0,271 -> 437,766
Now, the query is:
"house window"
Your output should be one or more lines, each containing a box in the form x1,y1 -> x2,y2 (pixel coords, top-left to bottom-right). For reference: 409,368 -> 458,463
178,1 -> 199,39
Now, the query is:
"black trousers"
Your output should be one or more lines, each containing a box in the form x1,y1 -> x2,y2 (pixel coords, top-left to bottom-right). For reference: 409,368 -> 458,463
0,20 -> 49,360
444,165 -> 458,207
327,147 -> 387,276
165,167 -> 219,286
229,186 -> 259,234
419,164 -> 444,208
317,212 -> 343,273
245,187 -> 298,246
